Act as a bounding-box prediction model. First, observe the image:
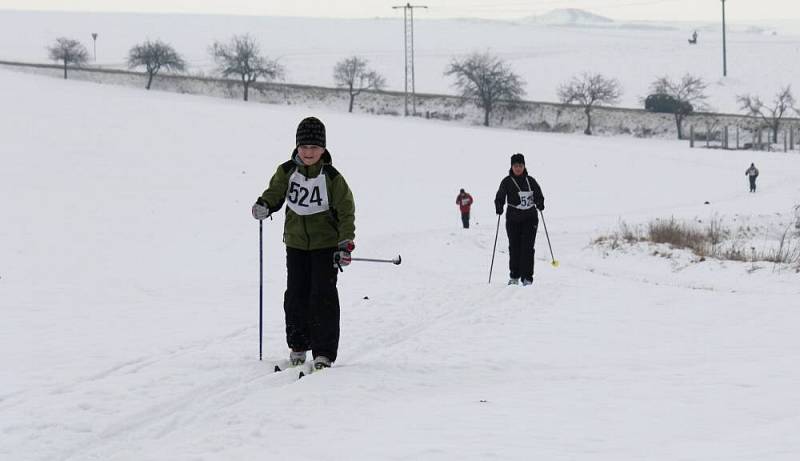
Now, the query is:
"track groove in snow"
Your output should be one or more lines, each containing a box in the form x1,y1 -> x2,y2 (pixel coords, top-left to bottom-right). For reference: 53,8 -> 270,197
2,67 -> 799,460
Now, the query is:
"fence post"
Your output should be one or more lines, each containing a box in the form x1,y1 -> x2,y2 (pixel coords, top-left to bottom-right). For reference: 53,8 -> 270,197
706,123 -> 710,148
784,130 -> 788,152
736,126 -> 740,149
690,125 -> 694,148
724,126 -> 729,149
791,128 -> 795,151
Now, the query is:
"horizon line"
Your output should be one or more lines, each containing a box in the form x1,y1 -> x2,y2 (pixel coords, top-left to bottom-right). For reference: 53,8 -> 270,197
0,7 -> 797,24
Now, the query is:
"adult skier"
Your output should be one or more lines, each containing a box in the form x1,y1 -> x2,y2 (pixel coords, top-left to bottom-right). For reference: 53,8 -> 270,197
495,153 -> 544,286
456,188 -> 474,229
745,163 -> 759,193
251,117 -> 356,370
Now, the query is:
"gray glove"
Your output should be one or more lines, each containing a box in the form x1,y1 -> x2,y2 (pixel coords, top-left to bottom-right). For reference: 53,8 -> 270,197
251,198 -> 270,220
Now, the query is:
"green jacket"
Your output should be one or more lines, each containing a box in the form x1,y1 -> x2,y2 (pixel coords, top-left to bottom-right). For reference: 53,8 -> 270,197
259,150 -> 355,250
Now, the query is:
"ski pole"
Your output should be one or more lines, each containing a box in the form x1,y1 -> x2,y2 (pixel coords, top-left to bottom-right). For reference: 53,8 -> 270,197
488,214 -> 501,284
350,256 -> 402,265
539,210 -> 560,268
258,219 -> 263,361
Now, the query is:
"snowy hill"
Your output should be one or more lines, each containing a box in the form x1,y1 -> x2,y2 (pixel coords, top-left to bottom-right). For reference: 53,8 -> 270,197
523,8 -> 614,26
2,64 -> 800,460
1,10 -> 800,112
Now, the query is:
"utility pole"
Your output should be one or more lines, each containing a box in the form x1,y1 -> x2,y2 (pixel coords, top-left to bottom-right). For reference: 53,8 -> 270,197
91,33 -> 98,62
392,3 -> 427,116
721,0 -> 727,77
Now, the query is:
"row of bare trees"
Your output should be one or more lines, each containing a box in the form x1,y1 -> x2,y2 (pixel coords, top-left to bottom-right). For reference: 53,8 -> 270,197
737,86 -> 796,143
46,35 -> 281,100
648,77 -> 797,144
443,51 -> 624,132
46,39 -> 798,138
443,52 -> 706,136
46,35 -> 384,107
445,52 -> 799,141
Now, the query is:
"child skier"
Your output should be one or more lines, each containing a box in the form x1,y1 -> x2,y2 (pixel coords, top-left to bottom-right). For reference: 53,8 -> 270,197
251,117 -> 356,370
494,153 -> 544,286
456,188 -> 474,228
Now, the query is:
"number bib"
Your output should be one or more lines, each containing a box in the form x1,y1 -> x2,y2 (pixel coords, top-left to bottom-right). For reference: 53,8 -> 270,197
286,170 -> 329,216
514,191 -> 535,210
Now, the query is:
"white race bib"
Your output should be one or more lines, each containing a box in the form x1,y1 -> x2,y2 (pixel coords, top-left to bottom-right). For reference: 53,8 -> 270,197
286,170 -> 329,216
514,191 -> 535,210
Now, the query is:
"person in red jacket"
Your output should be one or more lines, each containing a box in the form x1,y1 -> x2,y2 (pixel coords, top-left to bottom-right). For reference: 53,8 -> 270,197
456,188 -> 474,229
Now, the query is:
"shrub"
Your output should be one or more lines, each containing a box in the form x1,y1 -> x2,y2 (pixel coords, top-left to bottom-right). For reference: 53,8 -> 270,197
644,93 -> 693,115
594,214 -> 800,268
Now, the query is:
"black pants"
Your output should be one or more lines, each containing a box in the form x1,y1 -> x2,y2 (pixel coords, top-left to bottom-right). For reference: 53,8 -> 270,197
749,176 -> 757,192
284,246 -> 340,362
506,218 -> 538,281
461,212 -> 470,229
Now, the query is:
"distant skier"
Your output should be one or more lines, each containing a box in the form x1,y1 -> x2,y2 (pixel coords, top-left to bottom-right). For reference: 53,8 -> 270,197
688,30 -> 698,45
494,153 -> 545,286
251,117 -> 356,371
745,162 -> 759,192
456,188 -> 474,228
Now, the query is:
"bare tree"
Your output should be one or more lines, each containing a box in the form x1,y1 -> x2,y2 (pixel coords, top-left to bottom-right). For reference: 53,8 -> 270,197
444,52 -> 525,127
333,57 -> 386,113
557,73 -> 622,135
737,86 -> 795,143
649,74 -> 708,139
47,37 -> 89,80
127,40 -> 186,90
210,35 -> 284,101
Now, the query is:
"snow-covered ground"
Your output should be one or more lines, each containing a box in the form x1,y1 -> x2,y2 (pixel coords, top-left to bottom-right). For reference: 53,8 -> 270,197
1,64 -> 800,460
1,10 -> 800,112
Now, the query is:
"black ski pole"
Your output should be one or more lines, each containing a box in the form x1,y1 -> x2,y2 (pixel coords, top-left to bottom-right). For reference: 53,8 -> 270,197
539,210 -> 560,267
259,219 -> 263,361
488,214 -> 501,284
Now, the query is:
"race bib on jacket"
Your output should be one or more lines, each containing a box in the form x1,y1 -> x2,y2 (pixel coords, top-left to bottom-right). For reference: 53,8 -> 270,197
513,191 -> 535,210
461,198 -> 472,206
286,170 -> 329,216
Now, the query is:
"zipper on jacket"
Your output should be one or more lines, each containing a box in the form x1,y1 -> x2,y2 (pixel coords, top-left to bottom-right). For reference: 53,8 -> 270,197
302,165 -> 311,249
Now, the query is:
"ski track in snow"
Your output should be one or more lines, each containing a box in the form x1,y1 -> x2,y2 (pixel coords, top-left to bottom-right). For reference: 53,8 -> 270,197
1,66 -> 800,460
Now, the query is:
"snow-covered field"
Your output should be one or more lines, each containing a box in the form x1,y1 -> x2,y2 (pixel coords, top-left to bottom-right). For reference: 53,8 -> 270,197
1,63 -> 800,460
1,10 -> 800,112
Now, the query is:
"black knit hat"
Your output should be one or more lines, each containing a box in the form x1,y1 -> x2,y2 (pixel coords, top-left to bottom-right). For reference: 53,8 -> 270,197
510,153 -> 525,165
296,117 -> 326,147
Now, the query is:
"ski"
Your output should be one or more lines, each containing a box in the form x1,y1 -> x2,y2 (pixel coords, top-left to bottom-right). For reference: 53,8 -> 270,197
272,359 -> 293,373
272,360 -> 315,380
296,362 -> 314,379
271,359 -> 327,380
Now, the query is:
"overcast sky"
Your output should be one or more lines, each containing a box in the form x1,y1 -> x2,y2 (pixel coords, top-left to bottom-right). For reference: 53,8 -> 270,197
1,0 -> 798,22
